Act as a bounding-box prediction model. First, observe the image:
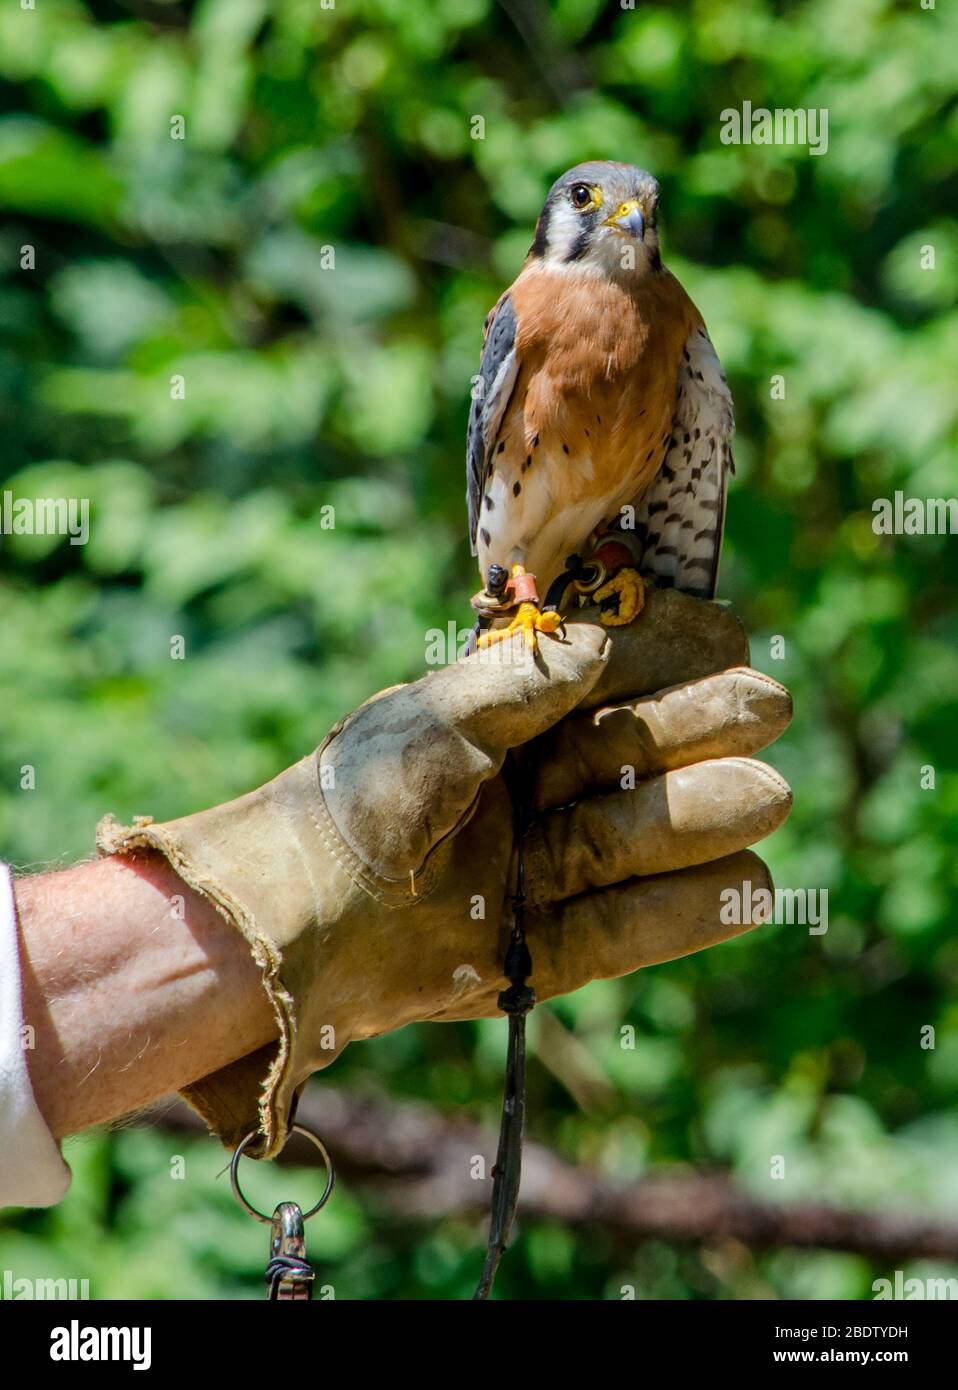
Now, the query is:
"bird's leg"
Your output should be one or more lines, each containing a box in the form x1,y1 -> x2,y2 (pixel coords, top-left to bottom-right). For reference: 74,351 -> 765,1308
575,539 -> 646,627
476,565 -> 562,652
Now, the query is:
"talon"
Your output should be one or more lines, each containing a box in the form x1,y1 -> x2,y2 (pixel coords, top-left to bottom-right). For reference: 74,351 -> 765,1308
477,601 -> 563,651
595,567 -> 645,627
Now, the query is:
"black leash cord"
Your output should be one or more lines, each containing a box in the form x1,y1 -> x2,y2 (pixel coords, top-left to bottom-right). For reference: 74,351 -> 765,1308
265,1253 -> 315,1300
470,554 -> 586,1299
473,749 -> 535,1300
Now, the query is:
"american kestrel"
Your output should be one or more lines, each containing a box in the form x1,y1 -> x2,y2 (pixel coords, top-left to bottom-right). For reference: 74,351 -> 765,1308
467,161 -> 733,648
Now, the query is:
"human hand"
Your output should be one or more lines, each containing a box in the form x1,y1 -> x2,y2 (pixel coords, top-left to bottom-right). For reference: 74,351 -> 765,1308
97,589 -> 791,1156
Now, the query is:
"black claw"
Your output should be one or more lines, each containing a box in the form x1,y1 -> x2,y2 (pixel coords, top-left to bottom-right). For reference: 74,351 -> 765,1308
486,563 -> 509,598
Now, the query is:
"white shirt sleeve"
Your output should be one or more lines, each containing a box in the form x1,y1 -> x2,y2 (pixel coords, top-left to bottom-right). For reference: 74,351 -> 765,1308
0,863 -> 72,1207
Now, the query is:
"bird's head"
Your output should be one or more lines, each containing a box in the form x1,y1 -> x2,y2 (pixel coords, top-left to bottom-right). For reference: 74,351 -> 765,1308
528,161 -> 661,278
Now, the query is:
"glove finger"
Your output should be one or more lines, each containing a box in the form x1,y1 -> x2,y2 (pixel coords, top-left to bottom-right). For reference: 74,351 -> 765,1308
532,667 -> 792,811
321,621 -> 609,879
566,588 -> 750,710
525,757 -> 791,907
525,850 -> 772,1000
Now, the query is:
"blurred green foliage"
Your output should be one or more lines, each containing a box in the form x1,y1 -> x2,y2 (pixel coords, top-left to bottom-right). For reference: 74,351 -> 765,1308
1,0 -> 957,1300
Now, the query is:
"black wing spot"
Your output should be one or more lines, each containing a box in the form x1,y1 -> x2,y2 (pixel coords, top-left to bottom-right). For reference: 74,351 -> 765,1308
513,481 -> 521,497
562,443 -> 570,455
484,495 -> 494,511
497,440 -> 505,454
480,528 -> 491,546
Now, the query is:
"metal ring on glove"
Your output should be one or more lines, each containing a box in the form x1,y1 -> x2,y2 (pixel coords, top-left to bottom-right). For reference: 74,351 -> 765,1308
572,560 -> 606,594
230,1124 -> 335,1223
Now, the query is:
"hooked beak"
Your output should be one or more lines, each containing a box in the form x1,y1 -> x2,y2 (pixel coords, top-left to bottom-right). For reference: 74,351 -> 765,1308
607,201 -> 645,240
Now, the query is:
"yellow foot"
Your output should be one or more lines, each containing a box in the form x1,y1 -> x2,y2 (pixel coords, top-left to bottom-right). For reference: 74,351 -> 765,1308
477,602 -> 563,652
595,567 -> 645,626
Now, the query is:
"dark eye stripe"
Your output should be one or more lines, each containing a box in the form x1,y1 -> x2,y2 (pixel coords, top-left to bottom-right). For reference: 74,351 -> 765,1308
565,224 -> 593,261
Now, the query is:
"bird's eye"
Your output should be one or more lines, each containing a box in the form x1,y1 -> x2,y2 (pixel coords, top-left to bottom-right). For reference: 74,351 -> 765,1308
570,184 -> 592,209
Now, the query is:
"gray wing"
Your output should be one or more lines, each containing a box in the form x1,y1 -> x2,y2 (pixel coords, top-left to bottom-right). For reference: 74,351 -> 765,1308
631,325 -> 734,599
466,294 -> 519,555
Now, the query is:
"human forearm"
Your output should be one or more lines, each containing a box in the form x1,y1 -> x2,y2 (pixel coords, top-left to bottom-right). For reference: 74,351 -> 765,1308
15,854 -> 277,1140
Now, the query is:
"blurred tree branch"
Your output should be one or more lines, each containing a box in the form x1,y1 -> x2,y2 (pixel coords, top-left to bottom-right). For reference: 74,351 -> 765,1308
153,1086 -> 958,1263
496,0 -> 593,106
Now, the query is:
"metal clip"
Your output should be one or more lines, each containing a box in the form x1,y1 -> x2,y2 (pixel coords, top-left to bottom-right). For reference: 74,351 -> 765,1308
230,1123 -> 335,1302
265,1201 -> 314,1301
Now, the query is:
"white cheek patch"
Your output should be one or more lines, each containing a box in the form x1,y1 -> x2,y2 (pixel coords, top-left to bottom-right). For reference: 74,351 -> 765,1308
547,200 -> 586,261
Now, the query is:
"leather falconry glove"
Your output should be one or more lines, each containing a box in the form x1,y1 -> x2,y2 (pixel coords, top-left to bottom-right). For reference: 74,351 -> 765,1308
96,589 -> 792,1159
